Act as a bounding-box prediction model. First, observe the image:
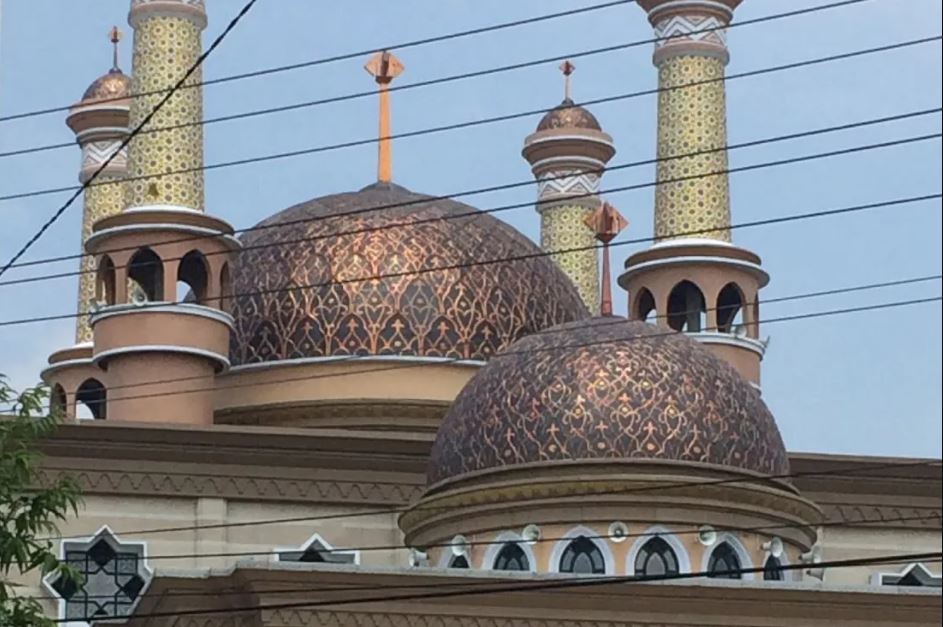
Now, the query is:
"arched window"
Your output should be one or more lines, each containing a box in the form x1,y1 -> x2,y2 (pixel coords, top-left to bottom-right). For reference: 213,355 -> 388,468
716,282 -> 745,333
634,536 -> 679,577
219,262 -> 232,313
75,378 -> 106,420
96,255 -> 116,306
50,384 -> 67,419
559,536 -> 605,574
448,555 -> 470,569
763,555 -> 784,581
635,288 -> 657,324
493,543 -> 529,571
127,248 -> 163,302
667,280 -> 706,332
176,250 -> 209,303
707,542 -> 742,579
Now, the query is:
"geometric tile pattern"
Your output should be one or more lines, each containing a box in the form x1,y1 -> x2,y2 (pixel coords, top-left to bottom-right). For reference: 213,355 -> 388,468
45,528 -> 150,623
230,182 -> 589,364
654,54 -> 731,241
654,14 -> 727,51
428,317 -> 789,485
539,202 -> 598,314
124,11 -> 205,211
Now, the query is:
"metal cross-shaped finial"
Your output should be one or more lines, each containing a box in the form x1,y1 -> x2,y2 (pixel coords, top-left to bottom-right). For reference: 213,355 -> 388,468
559,60 -> 575,100
109,26 -> 123,71
584,201 -> 629,316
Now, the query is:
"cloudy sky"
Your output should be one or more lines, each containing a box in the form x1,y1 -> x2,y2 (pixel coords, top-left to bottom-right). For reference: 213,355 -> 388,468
0,0 -> 940,456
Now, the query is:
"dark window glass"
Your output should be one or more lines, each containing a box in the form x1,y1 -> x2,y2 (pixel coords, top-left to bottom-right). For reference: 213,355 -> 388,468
559,536 -> 606,574
449,555 -> 469,569
707,542 -> 742,579
493,543 -> 529,571
634,536 -> 680,577
763,555 -> 784,581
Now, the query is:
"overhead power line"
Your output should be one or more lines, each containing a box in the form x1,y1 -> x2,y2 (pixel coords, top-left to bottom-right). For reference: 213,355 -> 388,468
37,457 -> 939,541
0,0 -> 261,279
0,0 -> 633,125
25,510 -> 941,602
7,272 -> 936,404
1,107 -> 937,286
2,34 -> 938,207
0,0 -> 871,161
52,550 -> 943,623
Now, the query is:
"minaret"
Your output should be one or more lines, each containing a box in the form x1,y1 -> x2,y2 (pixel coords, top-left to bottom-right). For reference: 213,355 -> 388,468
44,2 -> 239,425
364,50 -> 404,183
66,27 -> 131,343
123,0 -> 206,211
523,61 -> 616,313
619,0 -> 768,387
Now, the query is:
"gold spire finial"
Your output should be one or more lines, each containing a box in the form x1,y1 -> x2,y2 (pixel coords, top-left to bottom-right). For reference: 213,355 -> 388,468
584,201 -> 629,316
365,50 -> 404,183
560,59 -> 575,101
109,26 -> 123,71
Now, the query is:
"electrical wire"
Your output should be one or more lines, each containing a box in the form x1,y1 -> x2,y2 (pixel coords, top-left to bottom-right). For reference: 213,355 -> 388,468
23,510 -> 941,601
3,274 -> 943,402
2,34 -> 938,207
0,0 -> 633,124
0,0 -> 872,161
1,106 -> 937,287
1,131 -> 939,320
50,550 -> 943,623
34,424 -> 942,541
0,0 -> 261,279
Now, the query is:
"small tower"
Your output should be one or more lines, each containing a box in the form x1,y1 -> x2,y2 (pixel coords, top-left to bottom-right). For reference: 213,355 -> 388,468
44,1 -> 239,425
523,61 -> 616,313
619,0 -> 768,387
66,27 -> 131,344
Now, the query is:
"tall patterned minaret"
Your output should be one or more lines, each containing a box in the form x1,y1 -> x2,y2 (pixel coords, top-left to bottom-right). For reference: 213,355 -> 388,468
66,28 -> 131,343
619,0 -> 769,388
124,0 -> 206,211
523,61 -> 616,313
44,1 -> 239,425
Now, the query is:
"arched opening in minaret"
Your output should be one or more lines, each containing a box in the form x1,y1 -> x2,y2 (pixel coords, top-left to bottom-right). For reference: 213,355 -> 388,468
128,248 -> 164,302
50,384 -> 67,419
717,282 -> 745,334
75,378 -> 106,420
176,250 -> 209,304
219,262 -> 232,313
667,280 -> 706,332
634,288 -> 657,324
96,255 -> 116,306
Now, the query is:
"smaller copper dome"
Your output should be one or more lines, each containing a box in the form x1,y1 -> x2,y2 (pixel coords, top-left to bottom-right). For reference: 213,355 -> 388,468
81,69 -> 131,104
428,317 -> 790,486
536,98 -> 602,132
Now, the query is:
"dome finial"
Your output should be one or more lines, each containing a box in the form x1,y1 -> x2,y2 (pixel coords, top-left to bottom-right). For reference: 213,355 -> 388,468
584,200 -> 628,316
559,59 -> 575,101
108,26 -> 123,72
365,50 -> 405,183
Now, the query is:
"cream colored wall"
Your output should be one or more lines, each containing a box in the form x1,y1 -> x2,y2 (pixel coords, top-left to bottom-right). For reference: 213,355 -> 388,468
13,492 -> 406,619
818,525 -> 942,585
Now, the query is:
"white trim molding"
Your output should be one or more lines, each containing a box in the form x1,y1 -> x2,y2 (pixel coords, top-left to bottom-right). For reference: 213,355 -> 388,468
274,532 -> 360,567
701,532 -> 755,581
626,525 -> 692,576
481,531 -> 538,573
548,525 -> 615,575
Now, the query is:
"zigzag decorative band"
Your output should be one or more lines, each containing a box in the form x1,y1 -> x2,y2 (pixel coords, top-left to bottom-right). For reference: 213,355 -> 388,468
537,170 -> 601,199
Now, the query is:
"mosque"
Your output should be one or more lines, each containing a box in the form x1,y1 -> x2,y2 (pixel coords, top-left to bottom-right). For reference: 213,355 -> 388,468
13,0 -> 941,625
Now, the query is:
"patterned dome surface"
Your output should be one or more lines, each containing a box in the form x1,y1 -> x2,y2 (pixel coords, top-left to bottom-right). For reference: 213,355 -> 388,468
428,317 -> 789,486
81,69 -> 131,103
536,98 -> 602,132
230,182 -> 589,365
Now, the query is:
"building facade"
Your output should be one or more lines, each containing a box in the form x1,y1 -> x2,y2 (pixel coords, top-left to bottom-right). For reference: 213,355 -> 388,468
11,0 -> 941,625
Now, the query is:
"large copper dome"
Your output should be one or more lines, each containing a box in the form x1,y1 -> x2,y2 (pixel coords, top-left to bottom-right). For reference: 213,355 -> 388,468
229,182 -> 589,365
427,317 -> 789,486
